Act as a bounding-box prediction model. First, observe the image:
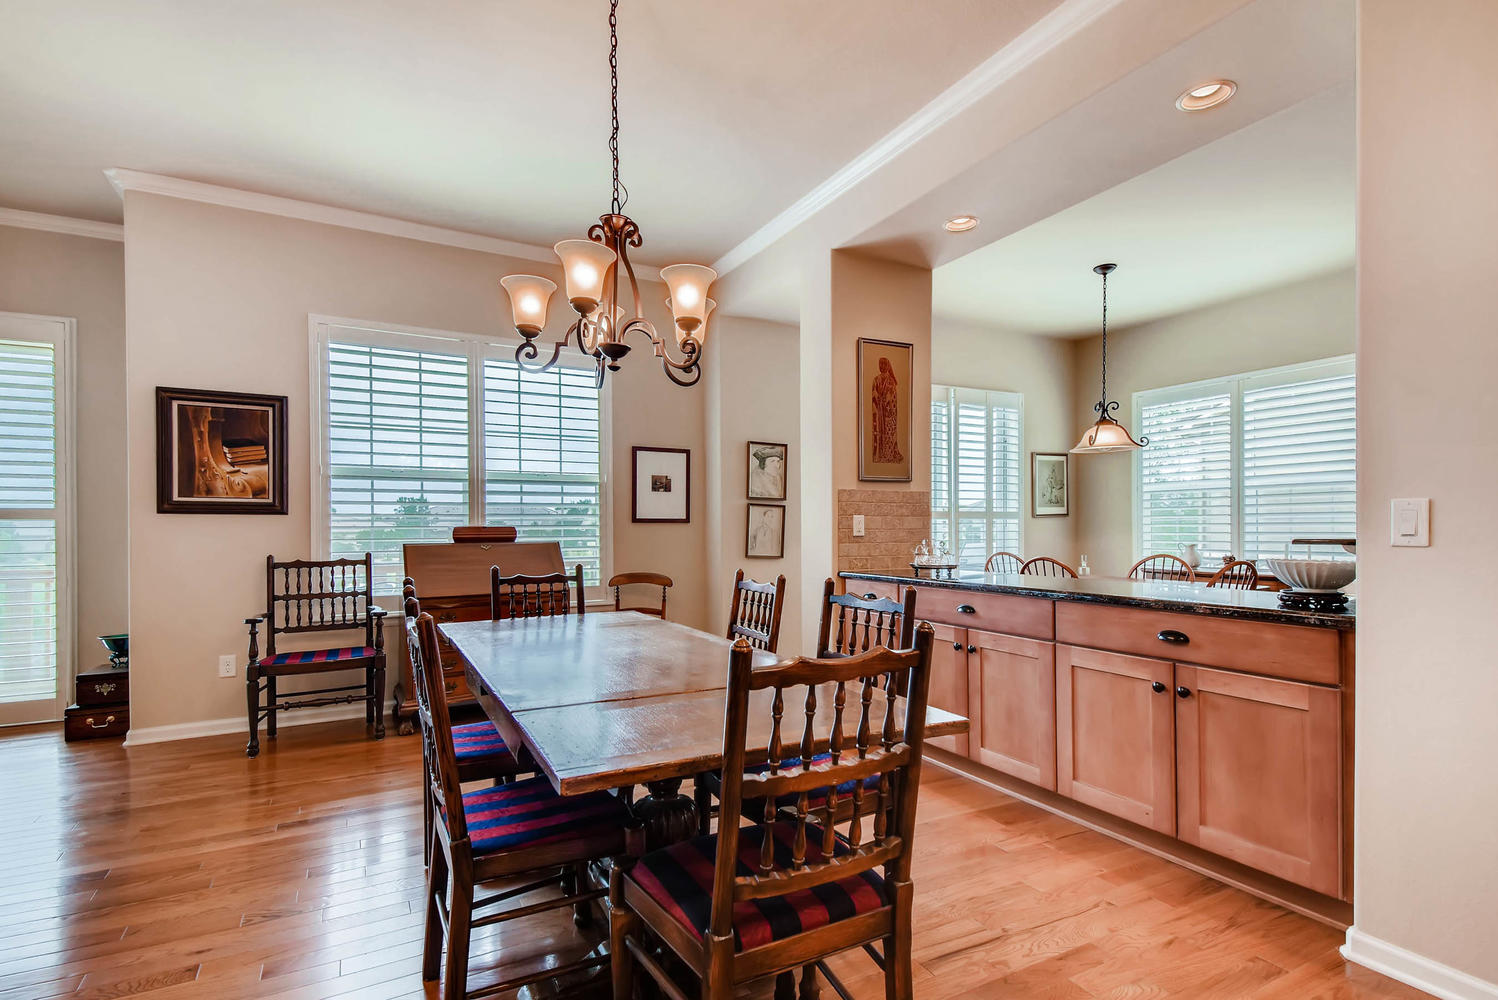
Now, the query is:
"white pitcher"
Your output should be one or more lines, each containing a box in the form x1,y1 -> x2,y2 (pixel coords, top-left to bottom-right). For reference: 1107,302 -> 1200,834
1177,543 -> 1201,568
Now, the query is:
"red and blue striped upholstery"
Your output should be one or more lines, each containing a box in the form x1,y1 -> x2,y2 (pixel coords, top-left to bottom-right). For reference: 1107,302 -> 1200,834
452,721 -> 516,768
259,645 -> 376,667
704,754 -> 884,820
459,776 -> 631,856
629,822 -> 887,952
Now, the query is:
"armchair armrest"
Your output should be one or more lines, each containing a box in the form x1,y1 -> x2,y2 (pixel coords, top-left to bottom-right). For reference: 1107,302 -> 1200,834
369,607 -> 389,652
244,615 -> 264,667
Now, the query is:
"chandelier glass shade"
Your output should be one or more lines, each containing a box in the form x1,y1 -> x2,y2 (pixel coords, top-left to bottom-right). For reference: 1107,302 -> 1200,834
1071,263 -> 1147,454
499,0 -> 716,387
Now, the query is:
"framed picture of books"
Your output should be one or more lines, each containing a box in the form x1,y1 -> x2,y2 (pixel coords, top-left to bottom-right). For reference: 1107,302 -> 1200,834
156,387 -> 288,514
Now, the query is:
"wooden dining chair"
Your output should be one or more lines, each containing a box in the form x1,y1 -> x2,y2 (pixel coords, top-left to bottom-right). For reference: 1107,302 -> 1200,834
726,569 -> 787,653
1206,559 -> 1259,590
489,565 -> 585,620
1020,556 -> 1077,579
1128,554 -> 1196,583
413,612 -> 641,1000
984,551 -> 1024,574
608,571 -> 673,618
612,625 -> 936,1000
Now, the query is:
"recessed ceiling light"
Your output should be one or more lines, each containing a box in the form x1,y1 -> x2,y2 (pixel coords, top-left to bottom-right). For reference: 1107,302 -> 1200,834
944,215 -> 979,233
1175,79 -> 1236,112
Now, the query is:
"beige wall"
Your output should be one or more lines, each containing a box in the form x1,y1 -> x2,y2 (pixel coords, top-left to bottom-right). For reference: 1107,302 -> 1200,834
0,224 -> 128,675
932,320 -> 1078,562
1069,268 -> 1355,574
1351,0 -> 1498,988
705,315 -> 802,652
122,193 -> 707,735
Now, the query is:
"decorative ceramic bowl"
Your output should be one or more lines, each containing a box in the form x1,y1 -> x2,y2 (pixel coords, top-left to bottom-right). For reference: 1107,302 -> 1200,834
1264,558 -> 1356,593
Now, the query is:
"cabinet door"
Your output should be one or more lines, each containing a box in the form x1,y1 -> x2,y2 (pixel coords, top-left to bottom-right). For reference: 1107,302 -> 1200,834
969,628 -> 1056,789
1056,644 -> 1175,834
1175,665 -> 1342,897
926,623 -> 969,756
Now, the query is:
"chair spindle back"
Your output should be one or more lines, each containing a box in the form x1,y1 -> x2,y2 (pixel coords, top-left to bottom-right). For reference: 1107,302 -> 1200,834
410,612 -> 469,844
1128,554 -> 1196,583
489,565 -> 585,620
1020,556 -> 1078,579
726,569 -> 787,653
1207,559 -> 1259,590
263,553 -> 377,658
984,551 -> 1024,574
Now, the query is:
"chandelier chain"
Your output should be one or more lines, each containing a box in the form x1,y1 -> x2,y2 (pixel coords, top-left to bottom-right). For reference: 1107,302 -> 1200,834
608,0 -> 625,215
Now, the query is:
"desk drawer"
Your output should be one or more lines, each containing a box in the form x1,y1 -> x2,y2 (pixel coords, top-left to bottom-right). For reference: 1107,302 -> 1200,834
1054,603 -> 1340,685
912,586 -> 1053,640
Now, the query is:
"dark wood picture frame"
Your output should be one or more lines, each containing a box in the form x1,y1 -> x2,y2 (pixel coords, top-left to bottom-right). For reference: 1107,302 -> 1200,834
1031,451 -> 1070,517
631,446 -> 691,523
745,503 -> 786,559
857,337 -> 914,482
746,440 -> 788,500
156,386 -> 288,515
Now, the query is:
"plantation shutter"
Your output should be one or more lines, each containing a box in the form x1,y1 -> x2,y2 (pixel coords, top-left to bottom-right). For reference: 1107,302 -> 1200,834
482,356 -> 604,584
1241,368 -> 1356,560
932,386 -> 1023,571
326,340 -> 470,592
1138,392 -> 1234,559
929,395 -> 951,554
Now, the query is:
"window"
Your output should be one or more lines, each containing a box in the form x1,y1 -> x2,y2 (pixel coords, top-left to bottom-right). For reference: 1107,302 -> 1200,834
313,318 -> 607,594
931,386 -> 1022,571
1135,357 -> 1355,563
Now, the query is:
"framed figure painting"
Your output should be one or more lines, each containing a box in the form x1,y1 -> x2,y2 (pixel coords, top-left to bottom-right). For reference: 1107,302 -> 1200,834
746,441 -> 788,500
632,446 -> 690,523
745,503 -> 785,558
156,387 -> 288,514
1031,452 -> 1069,516
857,338 -> 912,481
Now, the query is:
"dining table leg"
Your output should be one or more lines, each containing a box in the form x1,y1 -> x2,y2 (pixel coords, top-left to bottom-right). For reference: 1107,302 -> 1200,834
631,777 -> 698,850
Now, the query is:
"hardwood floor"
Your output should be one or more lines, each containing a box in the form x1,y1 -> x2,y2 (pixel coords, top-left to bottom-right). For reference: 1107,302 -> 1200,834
0,720 -> 1429,1000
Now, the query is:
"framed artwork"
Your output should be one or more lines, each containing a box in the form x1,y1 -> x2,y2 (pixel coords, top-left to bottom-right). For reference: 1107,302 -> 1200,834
156,386 -> 287,514
745,503 -> 786,559
632,446 -> 690,523
1031,452 -> 1069,517
746,441 -> 788,500
857,338 -> 913,481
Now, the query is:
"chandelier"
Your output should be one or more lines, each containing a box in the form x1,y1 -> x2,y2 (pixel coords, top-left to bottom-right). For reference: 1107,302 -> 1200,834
1071,263 -> 1147,454
498,0 -> 716,388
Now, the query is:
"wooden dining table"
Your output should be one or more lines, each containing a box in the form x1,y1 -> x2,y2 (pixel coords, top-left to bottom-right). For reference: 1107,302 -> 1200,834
439,611 -> 969,847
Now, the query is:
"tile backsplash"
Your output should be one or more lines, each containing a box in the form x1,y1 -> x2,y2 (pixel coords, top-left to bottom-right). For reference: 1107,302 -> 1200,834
837,488 -> 931,576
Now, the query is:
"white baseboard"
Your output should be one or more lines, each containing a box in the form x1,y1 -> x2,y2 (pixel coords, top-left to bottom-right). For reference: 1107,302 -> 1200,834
1342,926 -> 1498,1000
123,704 -> 366,747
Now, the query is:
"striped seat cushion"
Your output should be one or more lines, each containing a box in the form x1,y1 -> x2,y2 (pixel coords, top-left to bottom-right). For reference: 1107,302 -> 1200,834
452,721 -> 516,768
704,754 -> 884,820
259,645 -> 377,667
629,822 -> 887,952
460,776 -> 631,856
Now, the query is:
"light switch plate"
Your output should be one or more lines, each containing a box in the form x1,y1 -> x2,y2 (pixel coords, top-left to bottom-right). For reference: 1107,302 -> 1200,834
852,514 -> 865,537
1390,498 -> 1430,546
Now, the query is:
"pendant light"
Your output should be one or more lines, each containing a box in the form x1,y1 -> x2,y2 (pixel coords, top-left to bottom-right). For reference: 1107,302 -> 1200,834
1071,263 -> 1147,454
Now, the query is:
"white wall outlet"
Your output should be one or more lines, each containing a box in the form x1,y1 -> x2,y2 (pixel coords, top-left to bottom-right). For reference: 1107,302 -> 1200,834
852,514 -> 866,537
1390,498 -> 1430,547
218,654 -> 237,678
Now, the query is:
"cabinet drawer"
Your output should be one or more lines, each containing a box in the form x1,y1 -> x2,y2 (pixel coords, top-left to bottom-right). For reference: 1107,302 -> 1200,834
1054,603 -> 1339,685
64,705 -> 129,742
912,585 -> 1053,640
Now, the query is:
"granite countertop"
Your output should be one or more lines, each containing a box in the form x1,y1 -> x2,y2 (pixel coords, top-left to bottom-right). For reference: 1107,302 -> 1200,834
841,570 -> 1356,630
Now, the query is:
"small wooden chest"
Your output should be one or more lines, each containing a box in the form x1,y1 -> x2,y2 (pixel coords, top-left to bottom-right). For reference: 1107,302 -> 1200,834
75,666 -> 130,707
64,704 -> 130,742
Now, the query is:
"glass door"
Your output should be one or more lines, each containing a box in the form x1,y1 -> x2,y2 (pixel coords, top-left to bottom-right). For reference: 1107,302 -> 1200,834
0,313 -> 72,725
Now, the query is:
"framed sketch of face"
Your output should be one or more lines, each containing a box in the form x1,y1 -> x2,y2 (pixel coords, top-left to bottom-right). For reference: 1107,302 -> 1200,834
632,447 -> 690,523
745,503 -> 786,559
1031,452 -> 1069,517
746,441 -> 788,500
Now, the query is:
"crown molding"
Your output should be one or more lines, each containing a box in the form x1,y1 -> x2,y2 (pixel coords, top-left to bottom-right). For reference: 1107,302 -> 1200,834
0,207 -> 124,242
711,0 -> 1125,277
103,168 -> 559,264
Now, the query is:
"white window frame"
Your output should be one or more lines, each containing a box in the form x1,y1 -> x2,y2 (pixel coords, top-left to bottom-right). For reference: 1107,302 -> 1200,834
930,385 -> 1025,568
309,315 -> 613,599
0,312 -> 76,726
1131,355 -> 1355,561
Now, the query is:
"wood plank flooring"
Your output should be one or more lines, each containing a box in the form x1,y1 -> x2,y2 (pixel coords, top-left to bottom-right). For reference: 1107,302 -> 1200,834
0,720 -> 1430,999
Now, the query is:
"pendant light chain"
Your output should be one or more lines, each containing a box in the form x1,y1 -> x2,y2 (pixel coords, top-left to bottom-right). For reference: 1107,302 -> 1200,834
608,0 -> 626,215
1099,266 -> 1108,408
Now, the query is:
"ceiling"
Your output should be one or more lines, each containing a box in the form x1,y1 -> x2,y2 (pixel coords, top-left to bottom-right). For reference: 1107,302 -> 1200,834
931,79 -> 1354,336
0,0 -> 1061,264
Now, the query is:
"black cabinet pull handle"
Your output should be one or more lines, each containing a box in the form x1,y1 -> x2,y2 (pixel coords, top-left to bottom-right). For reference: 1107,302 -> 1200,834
953,641 -> 963,650
1151,681 -> 1166,694
967,644 -> 977,654
1176,685 -> 1192,699
956,604 -> 976,615
1157,629 -> 1190,645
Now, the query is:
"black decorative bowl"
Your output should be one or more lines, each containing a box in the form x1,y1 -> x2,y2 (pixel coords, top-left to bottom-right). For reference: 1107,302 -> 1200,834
99,633 -> 129,668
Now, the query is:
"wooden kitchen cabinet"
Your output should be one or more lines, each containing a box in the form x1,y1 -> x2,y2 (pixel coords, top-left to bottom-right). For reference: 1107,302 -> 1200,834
969,628 -> 1056,789
1175,664 -> 1343,897
926,622 -> 970,756
1056,644 -> 1176,834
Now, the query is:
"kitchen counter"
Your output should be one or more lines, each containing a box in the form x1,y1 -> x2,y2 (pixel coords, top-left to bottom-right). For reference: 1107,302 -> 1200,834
841,570 -> 1355,630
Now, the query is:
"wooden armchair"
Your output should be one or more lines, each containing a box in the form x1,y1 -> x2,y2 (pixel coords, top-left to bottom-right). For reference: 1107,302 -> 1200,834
1128,553 -> 1196,583
608,571 -> 673,618
726,569 -> 787,653
1020,556 -> 1077,579
1207,559 -> 1259,590
244,553 -> 386,758
613,626 -> 936,1000
984,551 -> 1024,574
